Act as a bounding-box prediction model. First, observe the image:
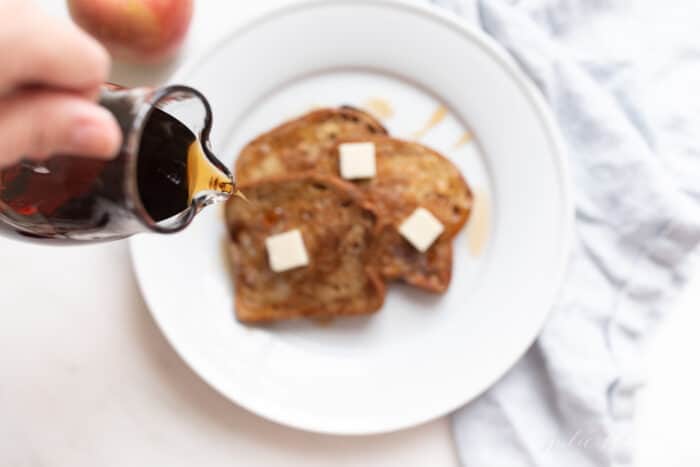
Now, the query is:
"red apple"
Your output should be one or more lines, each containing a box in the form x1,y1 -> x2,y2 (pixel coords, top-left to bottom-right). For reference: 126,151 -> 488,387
67,0 -> 193,64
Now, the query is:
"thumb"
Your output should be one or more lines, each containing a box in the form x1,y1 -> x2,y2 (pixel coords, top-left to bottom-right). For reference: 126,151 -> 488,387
0,90 -> 122,166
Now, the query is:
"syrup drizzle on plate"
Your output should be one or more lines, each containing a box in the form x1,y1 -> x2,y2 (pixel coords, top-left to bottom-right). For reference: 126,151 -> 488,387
412,105 -> 448,139
467,188 -> 490,257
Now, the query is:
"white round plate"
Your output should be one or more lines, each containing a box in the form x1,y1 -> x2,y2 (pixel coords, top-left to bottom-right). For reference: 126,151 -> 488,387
131,0 -> 572,435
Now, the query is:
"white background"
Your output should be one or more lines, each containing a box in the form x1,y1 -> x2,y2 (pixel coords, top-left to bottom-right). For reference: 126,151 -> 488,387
0,1 -> 697,465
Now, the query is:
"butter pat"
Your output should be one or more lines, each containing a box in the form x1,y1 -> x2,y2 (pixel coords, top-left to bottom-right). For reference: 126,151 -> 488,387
339,142 -> 376,179
398,208 -> 444,252
265,229 -> 309,272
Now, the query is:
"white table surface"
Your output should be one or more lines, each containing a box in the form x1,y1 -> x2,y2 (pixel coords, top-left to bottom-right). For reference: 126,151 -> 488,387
1,1 -> 698,466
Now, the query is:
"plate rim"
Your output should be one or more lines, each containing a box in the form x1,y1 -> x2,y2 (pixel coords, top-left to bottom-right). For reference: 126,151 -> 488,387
130,0 -> 574,435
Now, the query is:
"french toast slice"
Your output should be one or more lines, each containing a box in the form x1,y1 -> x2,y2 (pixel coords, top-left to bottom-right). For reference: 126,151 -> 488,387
225,174 -> 385,323
337,137 -> 472,292
235,106 -> 387,183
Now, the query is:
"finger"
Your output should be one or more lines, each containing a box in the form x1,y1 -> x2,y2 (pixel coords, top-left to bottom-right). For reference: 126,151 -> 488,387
0,90 -> 122,166
19,83 -> 103,101
0,1 -> 110,95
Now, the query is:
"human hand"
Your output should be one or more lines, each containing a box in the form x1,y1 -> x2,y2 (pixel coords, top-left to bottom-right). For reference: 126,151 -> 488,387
0,0 -> 122,168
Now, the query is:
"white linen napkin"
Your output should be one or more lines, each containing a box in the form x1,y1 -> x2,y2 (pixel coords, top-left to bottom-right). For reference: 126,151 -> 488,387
428,1 -> 700,465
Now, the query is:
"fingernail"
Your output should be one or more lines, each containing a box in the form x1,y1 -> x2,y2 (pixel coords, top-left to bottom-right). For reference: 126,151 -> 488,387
70,116 -> 122,159
71,124 -> 110,156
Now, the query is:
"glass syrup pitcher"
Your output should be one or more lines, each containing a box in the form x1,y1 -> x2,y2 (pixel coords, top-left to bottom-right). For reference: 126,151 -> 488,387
0,84 -> 234,243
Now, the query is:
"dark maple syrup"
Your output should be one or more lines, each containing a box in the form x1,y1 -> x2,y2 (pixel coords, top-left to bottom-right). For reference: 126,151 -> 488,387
136,108 -> 232,222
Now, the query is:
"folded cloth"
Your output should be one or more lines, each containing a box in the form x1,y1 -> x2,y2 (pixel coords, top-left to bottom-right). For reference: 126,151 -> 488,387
428,0 -> 700,465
